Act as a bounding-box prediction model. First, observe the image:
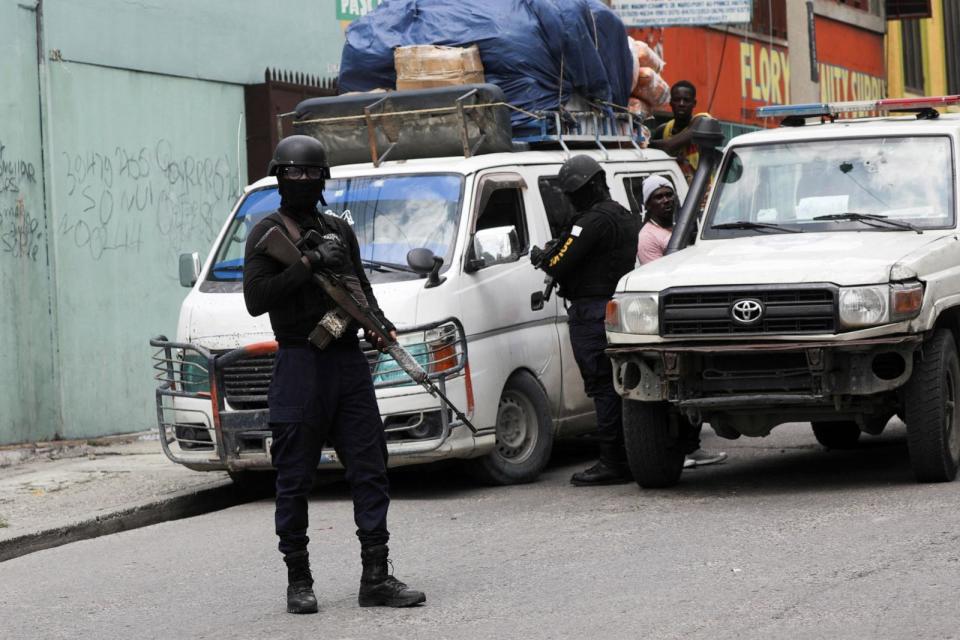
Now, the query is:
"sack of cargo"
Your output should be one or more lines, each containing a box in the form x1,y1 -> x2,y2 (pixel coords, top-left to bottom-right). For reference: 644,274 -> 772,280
628,37 -> 665,75
338,0 -> 633,135
633,68 -> 670,106
395,44 -> 486,90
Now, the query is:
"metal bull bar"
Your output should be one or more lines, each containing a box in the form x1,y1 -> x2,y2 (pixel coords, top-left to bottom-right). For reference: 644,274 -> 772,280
149,318 -> 472,472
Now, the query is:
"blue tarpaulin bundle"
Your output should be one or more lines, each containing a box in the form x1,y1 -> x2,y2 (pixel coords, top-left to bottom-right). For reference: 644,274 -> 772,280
338,0 -> 633,134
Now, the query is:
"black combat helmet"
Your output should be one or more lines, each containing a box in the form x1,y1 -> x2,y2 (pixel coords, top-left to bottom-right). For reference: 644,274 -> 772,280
267,135 -> 331,177
558,155 -> 604,194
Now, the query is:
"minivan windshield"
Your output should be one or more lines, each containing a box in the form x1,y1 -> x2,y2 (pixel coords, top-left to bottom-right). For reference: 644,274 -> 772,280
703,136 -> 955,238
207,173 -> 463,282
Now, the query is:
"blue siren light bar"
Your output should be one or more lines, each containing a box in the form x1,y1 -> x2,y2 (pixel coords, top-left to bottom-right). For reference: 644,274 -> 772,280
757,96 -> 960,119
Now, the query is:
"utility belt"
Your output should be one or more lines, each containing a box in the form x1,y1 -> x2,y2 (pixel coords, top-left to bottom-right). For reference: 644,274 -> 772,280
277,335 -> 358,350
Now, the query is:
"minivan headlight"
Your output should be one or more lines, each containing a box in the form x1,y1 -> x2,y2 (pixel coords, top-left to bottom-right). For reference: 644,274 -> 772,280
606,293 -> 659,335
838,282 -> 923,329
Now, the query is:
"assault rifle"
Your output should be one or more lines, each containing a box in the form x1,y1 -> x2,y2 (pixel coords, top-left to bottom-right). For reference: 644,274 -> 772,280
256,226 -> 477,434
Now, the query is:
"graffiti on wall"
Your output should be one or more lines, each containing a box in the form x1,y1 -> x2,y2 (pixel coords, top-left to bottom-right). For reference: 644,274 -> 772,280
58,140 -> 238,261
0,142 -> 42,262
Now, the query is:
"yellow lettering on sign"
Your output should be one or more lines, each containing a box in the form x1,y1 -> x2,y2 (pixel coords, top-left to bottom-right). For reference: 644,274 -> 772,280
770,50 -> 782,104
740,42 -> 752,99
759,47 -> 771,102
750,46 -> 761,101
740,42 -> 790,106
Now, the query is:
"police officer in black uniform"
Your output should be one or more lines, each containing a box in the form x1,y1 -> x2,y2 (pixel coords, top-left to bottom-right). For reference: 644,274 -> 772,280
531,155 -> 639,486
243,135 -> 425,614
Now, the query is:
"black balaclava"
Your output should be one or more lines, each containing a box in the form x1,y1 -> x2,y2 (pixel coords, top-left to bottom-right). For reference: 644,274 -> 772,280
567,174 -> 609,213
278,174 -> 326,218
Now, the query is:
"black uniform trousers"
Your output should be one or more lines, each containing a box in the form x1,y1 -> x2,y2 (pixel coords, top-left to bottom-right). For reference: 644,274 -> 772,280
567,297 -> 627,466
268,340 -> 390,556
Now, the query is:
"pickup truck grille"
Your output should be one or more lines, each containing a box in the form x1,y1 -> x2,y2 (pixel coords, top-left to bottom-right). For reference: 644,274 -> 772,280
660,286 -> 836,337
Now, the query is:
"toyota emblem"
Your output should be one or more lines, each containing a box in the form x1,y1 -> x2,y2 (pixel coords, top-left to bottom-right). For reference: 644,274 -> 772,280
731,298 -> 764,325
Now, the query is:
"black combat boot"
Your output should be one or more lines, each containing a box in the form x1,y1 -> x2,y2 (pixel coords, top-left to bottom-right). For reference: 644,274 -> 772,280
358,544 -> 426,608
570,460 -> 632,486
283,550 -> 318,614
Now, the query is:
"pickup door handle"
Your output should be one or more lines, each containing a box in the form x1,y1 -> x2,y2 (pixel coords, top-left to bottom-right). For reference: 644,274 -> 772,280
531,291 -> 545,311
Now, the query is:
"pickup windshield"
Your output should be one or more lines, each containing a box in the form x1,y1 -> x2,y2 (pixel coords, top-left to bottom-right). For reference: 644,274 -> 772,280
703,136 -> 955,238
207,174 -> 463,282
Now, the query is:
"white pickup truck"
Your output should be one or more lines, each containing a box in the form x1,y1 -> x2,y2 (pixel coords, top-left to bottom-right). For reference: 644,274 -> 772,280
606,96 -> 960,488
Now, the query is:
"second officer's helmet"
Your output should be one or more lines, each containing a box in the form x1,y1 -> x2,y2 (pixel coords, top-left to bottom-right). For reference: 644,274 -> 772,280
558,155 -> 604,194
267,135 -> 331,178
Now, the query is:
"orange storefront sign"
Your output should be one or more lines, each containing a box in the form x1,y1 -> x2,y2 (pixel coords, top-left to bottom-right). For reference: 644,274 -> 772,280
629,27 -> 789,127
629,18 -> 885,127
815,16 -> 886,102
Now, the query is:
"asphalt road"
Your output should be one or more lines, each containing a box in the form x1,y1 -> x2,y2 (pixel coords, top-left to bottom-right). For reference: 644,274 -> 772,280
3,421 -> 960,640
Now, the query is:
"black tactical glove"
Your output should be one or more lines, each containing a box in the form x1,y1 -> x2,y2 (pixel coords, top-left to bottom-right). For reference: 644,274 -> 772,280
304,239 -> 347,272
530,239 -> 558,269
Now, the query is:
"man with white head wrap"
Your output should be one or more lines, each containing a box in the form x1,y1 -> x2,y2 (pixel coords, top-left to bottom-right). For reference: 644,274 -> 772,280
636,175 -> 676,264
634,175 -> 728,469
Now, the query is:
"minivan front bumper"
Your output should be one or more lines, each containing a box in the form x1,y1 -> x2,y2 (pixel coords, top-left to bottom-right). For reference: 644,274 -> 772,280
149,318 -> 485,473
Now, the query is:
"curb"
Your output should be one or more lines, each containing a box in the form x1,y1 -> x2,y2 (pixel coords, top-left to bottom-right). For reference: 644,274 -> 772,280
0,480 -> 246,563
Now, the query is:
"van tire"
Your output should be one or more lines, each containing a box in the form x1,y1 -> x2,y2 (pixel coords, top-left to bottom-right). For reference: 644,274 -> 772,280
623,400 -> 684,488
811,421 -> 861,449
904,329 -> 960,483
466,372 -> 554,485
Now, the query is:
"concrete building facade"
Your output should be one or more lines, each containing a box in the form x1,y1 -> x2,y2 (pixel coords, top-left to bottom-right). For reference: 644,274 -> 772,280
885,0 -> 960,98
0,0 -> 351,445
627,0 -> 888,135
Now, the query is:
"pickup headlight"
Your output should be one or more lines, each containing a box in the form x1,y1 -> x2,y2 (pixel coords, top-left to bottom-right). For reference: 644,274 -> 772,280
839,282 -> 923,329
605,293 -> 659,335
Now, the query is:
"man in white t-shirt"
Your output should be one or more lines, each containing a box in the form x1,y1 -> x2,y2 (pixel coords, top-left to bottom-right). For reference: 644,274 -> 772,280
635,175 -> 728,469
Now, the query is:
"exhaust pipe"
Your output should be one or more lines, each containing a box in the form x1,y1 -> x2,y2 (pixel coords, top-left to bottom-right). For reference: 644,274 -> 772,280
665,117 -> 725,255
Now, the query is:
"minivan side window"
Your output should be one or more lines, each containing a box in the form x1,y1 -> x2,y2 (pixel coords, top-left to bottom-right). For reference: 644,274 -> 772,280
473,187 -> 529,267
537,176 -> 577,239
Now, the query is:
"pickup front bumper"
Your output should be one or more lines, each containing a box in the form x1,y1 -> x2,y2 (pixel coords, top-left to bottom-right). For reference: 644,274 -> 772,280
608,334 -> 923,408
149,319 -> 482,473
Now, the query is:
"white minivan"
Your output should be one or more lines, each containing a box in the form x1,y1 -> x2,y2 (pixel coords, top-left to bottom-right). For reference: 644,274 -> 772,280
152,143 -> 687,485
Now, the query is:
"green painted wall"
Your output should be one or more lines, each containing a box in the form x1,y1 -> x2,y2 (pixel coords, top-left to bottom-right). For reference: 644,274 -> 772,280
44,0 -> 349,82
46,63 -> 246,439
0,2 -> 59,443
0,0 -> 350,444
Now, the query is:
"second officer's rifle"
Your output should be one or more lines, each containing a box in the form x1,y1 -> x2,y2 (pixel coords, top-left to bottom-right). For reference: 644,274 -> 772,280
256,226 -> 477,434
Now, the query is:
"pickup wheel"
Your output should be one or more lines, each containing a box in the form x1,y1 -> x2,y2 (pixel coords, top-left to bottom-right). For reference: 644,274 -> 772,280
811,421 -> 861,449
466,371 -> 554,485
623,400 -> 685,488
904,329 -> 960,483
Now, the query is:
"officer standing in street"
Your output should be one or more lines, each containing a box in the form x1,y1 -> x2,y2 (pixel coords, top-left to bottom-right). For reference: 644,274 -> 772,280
532,155 -> 640,486
243,135 -> 425,614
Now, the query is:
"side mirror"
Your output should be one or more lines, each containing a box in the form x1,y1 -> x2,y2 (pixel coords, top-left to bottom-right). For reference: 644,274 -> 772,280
468,226 -> 519,273
406,248 -> 446,288
179,252 -> 201,288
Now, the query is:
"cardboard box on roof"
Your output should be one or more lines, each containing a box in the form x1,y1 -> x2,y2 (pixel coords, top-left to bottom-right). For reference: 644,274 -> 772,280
394,44 -> 485,90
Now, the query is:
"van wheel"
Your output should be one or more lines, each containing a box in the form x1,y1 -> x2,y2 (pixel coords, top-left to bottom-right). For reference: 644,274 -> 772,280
811,421 -> 861,449
904,329 -> 960,482
623,400 -> 684,488
467,372 -> 553,485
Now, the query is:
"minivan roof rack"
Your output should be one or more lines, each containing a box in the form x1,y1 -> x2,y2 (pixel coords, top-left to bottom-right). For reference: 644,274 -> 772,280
286,85 -> 647,167
513,106 -> 646,159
